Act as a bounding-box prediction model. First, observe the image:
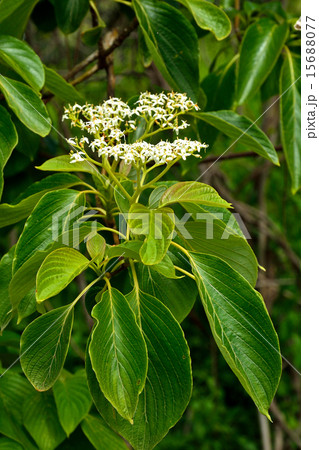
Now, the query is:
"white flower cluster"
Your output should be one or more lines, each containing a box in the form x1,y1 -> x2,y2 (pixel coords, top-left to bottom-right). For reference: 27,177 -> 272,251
63,98 -> 133,141
134,92 -> 199,131
64,92 -> 205,165
74,138 -> 207,164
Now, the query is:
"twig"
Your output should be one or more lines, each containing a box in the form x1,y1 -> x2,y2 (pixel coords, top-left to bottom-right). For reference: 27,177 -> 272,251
65,18 -> 138,82
71,63 -> 99,86
199,146 -> 283,165
270,401 -> 301,447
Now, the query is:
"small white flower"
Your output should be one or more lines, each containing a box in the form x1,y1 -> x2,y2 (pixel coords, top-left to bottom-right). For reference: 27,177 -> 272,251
70,151 -> 86,163
67,138 -> 77,146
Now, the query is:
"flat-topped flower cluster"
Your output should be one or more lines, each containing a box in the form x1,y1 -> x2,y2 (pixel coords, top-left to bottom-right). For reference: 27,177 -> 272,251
63,92 -> 207,166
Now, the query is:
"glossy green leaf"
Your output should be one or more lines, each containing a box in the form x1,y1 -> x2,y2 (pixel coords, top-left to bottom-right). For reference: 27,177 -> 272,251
10,248 -> 59,311
53,370 -> 92,436
179,220 -> 258,286
0,0 -> 40,38
280,50 -> 301,193
0,76 -> 51,136
0,173 -> 83,228
114,180 -> 134,214
160,181 -> 231,208
107,240 -> 142,261
81,26 -> 104,46
0,438 -> 23,450
86,233 -> 106,265
54,0 -> 90,34
176,0 -> 231,40
13,189 -> 85,273
36,155 -> 100,176
44,66 -> 84,102
128,203 -> 175,265
89,288 -> 148,422
133,0 -> 199,100
182,202 -> 246,238
0,394 -> 36,450
194,111 -> 279,164
10,223 -> 101,310
0,105 -> 18,198
0,247 -> 15,332
202,55 -> 238,112
81,415 -> 127,450
138,27 -> 152,68
23,391 -> 66,450
17,288 -> 37,323
20,304 -> 74,391
0,35 -> 44,90
151,253 -> 180,279
189,252 -> 282,418
148,185 -> 167,209
136,248 -> 197,322
0,372 -> 34,424
36,247 -> 90,302
86,291 -> 192,450
236,18 -> 288,104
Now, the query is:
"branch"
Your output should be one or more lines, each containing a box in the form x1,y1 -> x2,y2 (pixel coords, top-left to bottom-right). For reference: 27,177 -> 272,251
199,146 -> 282,165
65,17 -> 138,82
270,401 -> 301,448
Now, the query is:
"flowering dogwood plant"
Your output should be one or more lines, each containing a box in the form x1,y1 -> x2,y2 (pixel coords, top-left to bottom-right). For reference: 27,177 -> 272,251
3,92 -> 281,449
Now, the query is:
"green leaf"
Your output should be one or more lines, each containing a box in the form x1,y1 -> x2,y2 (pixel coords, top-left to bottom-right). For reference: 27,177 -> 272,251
81,26 -> 104,46
182,202 -> 246,238
0,371 -> 34,424
0,394 -> 36,450
36,247 -> 90,302
0,76 -> 51,136
81,415 -> 127,450
10,223 -> 102,310
148,185 -> 167,209
128,203 -> 175,265
36,155 -> 99,176
86,291 -> 192,449
0,247 -> 15,332
0,173 -> 83,228
160,181 -> 231,208
136,248 -> 197,322
0,0 -> 40,38
114,180 -> 134,214
133,0 -> 199,100
194,111 -> 279,164
151,253 -> 180,279
54,0 -> 90,34
10,248 -> 59,311
0,438 -> 23,450
0,105 -> 18,198
89,287 -> 148,422
44,66 -> 84,103
236,18 -> 288,104
176,0 -> 231,40
20,304 -> 74,391
0,35 -> 44,91
189,252 -> 282,418
86,233 -> 106,265
107,240 -> 142,261
17,288 -> 37,323
13,189 -> 85,273
53,370 -> 92,436
179,220 -> 258,286
280,50 -> 301,193
23,391 -> 66,450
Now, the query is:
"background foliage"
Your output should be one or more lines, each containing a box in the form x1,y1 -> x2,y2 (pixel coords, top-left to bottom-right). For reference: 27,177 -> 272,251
0,0 -> 300,448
